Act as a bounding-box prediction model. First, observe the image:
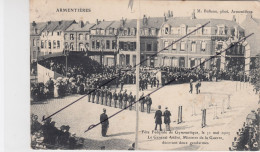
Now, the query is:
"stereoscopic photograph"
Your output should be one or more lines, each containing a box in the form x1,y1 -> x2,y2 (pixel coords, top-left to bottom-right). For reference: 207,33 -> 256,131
29,0 -> 260,150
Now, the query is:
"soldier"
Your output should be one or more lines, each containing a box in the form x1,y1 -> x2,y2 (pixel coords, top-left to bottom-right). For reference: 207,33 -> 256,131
120,78 -> 124,91
107,88 -> 112,107
100,108 -> 109,137
104,86 -> 108,106
163,107 -> 171,131
146,95 -> 152,113
123,89 -> 128,109
87,85 -> 91,102
112,89 -> 118,108
100,86 -> 104,105
139,93 -> 145,112
195,80 -> 201,94
128,92 -> 134,110
154,105 -> 162,131
118,90 -> 123,109
91,85 -> 96,103
189,79 -> 193,94
96,86 -> 100,104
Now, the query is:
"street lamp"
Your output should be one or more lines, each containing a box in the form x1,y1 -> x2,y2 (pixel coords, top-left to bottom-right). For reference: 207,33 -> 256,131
63,44 -> 70,77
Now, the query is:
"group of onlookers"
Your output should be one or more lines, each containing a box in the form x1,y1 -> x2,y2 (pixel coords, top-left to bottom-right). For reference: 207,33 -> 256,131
31,114 -> 84,149
229,108 -> 260,151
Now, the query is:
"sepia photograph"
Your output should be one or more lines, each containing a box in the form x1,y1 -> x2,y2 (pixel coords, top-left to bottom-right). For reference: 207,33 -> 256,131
29,0 -> 260,150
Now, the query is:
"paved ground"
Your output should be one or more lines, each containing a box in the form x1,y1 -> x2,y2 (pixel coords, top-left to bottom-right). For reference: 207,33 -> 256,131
31,81 -> 259,150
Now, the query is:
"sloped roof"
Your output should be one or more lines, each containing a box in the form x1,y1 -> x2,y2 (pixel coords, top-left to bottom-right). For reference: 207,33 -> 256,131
66,23 -> 95,31
123,17 -> 164,29
30,22 -> 47,35
165,17 -> 243,30
91,21 -> 114,30
55,20 -> 75,31
109,21 -> 121,29
44,21 -> 59,32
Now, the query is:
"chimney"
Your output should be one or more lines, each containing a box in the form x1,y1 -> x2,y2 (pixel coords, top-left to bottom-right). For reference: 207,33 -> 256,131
246,13 -> 252,19
96,19 -> 99,25
143,15 -> 148,25
79,20 -> 84,28
121,17 -> 126,26
171,11 -> 173,18
232,15 -> 236,22
32,21 -> 36,26
191,10 -> 196,19
47,21 -> 51,25
58,21 -> 62,25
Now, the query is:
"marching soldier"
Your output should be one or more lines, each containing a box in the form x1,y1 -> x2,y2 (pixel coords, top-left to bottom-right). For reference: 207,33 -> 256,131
112,89 -> 118,108
146,95 -> 152,113
139,93 -> 145,112
104,86 -> 108,106
118,90 -> 123,109
100,86 -> 104,105
123,89 -> 128,109
107,88 -> 112,107
128,92 -> 134,110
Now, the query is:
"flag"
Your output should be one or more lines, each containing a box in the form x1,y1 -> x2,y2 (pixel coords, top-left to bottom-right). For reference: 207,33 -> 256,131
128,0 -> 134,11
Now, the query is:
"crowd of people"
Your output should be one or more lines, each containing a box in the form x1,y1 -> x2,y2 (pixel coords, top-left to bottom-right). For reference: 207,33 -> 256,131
229,108 -> 260,151
31,114 -> 84,149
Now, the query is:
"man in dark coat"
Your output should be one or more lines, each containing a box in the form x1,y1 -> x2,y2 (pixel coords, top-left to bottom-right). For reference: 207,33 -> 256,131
100,108 -> 109,137
123,89 -> 128,109
163,107 -> 171,131
189,79 -> 193,94
146,95 -> 152,113
91,85 -> 96,103
100,87 -> 104,105
104,86 -> 108,106
118,91 -> 123,109
139,93 -> 145,112
107,88 -> 112,107
154,105 -> 162,131
112,89 -> 118,108
128,92 -> 134,110
96,87 -> 100,104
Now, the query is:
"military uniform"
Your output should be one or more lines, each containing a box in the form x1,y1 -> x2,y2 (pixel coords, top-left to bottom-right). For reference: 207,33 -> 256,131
146,96 -> 152,113
96,88 -> 100,104
128,94 -> 134,110
100,110 -> 109,137
100,88 -> 104,105
118,92 -> 123,109
91,87 -> 96,103
140,95 -> 145,112
87,87 -> 91,102
113,91 -> 118,108
104,89 -> 108,106
107,90 -> 112,107
123,92 -> 128,109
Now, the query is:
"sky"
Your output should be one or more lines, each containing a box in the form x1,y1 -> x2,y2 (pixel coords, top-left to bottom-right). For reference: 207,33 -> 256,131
30,0 -> 260,24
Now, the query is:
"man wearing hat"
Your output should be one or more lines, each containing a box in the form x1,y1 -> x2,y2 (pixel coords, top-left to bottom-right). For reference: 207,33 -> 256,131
107,88 -> 112,107
189,79 -> 193,94
113,89 -> 118,108
154,105 -> 162,131
128,92 -> 134,110
140,93 -> 145,112
163,107 -> 172,131
118,90 -> 123,109
100,108 -> 109,137
123,89 -> 128,109
146,95 -> 152,113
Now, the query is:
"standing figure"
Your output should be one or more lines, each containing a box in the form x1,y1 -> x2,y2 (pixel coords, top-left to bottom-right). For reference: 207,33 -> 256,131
96,87 -> 100,104
154,105 -> 162,131
195,80 -> 201,94
100,87 -> 104,105
128,92 -> 134,110
120,78 -> 124,91
100,108 -> 109,137
189,79 -> 193,94
163,107 -> 171,131
104,86 -> 108,106
107,88 -> 112,107
139,93 -> 145,112
112,90 -> 118,108
146,95 -> 152,113
118,90 -> 123,109
91,86 -> 96,103
123,89 -> 128,109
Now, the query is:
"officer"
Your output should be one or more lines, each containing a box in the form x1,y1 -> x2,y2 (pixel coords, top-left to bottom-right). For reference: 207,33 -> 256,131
128,92 -> 134,110
146,95 -> 152,113
154,105 -> 162,131
112,89 -> 118,108
107,88 -> 112,107
123,89 -> 128,109
118,90 -> 123,109
100,108 -> 109,137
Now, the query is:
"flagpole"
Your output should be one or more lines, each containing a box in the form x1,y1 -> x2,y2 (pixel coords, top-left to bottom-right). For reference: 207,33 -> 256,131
135,0 -> 140,150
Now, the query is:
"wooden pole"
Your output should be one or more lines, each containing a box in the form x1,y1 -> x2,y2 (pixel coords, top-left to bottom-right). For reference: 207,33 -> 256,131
135,0 -> 141,150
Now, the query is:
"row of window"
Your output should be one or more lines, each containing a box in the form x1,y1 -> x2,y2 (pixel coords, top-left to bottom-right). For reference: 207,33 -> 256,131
42,31 -> 61,37
91,40 -> 117,50
64,33 -> 90,41
90,28 -> 158,36
41,40 -> 61,49
163,41 -> 207,52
